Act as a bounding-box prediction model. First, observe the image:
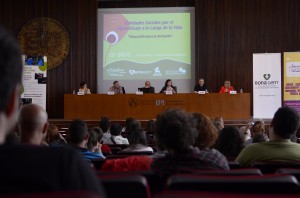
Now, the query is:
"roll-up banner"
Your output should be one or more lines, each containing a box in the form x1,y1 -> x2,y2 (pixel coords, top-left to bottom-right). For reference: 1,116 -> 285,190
21,55 -> 47,110
253,53 -> 281,118
283,52 -> 300,113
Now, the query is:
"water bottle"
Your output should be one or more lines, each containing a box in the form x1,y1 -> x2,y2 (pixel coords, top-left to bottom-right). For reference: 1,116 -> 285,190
205,89 -> 208,93
73,89 -> 76,94
240,88 -> 243,93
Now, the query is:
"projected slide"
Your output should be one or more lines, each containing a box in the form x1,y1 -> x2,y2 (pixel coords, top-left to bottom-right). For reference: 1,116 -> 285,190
102,13 -> 191,80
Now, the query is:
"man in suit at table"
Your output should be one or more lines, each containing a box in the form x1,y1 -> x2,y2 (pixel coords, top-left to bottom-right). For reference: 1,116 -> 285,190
139,80 -> 155,93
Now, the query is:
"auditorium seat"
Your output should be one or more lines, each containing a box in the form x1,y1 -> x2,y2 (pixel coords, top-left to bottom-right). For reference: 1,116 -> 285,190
117,151 -> 154,155
175,168 -> 262,176
97,170 -> 164,194
166,174 -> 300,193
252,161 -> 300,174
99,174 -> 151,198
0,191 -> 102,198
90,158 -> 106,170
228,161 -> 241,169
276,168 -> 300,182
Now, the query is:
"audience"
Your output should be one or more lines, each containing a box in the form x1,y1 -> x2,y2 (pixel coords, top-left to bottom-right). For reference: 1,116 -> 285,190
240,123 -> 252,142
87,127 -> 105,159
19,104 -> 48,146
236,106 -> 300,167
245,120 -> 265,145
145,119 -> 155,145
215,126 -> 245,161
151,109 -> 229,175
69,119 -> 105,160
192,113 -> 229,169
103,123 -> 129,145
46,124 -> 67,146
121,120 -> 153,153
0,25 -> 104,195
252,132 -> 269,143
213,116 -> 224,133
100,116 -> 111,142
91,126 -> 111,154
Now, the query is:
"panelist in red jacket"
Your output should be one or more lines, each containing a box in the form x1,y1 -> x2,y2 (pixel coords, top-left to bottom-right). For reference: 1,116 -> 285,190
219,80 -> 234,93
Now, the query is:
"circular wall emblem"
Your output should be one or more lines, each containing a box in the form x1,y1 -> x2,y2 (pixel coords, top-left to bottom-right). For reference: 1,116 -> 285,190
128,98 -> 139,108
18,17 -> 70,69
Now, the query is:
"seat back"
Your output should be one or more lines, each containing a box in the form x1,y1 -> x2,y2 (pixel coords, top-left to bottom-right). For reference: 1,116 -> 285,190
167,174 -> 300,193
252,162 -> 300,174
99,174 -> 151,198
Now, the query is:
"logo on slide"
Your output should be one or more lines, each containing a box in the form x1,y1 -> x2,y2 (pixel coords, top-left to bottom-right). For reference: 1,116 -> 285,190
129,70 -> 152,75
165,67 -> 187,76
263,74 -> 271,80
153,67 -> 162,76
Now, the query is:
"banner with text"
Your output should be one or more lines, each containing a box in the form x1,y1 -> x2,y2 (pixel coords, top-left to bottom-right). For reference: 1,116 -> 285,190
253,53 -> 281,118
283,52 -> 300,113
21,55 -> 47,110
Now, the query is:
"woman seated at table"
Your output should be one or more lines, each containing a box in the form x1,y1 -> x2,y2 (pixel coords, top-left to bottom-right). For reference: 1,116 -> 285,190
79,81 -> 91,94
159,79 -> 177,94
219,80 -> 234,93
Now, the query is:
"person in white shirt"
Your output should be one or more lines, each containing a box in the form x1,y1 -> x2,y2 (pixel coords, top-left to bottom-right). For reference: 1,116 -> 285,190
103,123 -> 129,145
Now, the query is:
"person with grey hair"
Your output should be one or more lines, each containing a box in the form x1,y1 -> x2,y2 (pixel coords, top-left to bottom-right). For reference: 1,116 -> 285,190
108,80 -> 125,94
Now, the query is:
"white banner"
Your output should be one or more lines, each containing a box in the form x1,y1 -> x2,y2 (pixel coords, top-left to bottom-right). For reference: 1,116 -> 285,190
21,55 -> 47,110
253,53 -> 281,118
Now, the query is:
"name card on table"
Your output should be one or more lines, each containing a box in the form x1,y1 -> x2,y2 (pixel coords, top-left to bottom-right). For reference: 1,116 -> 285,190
107,91 -> 115,95
229,90 -> 237,94
136,91 -> 143,95
77,92 -> 84,95
166,90 -> 173,95
198,91 -> 206,95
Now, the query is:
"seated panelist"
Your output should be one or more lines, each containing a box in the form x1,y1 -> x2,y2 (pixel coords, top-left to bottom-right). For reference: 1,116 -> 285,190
194,78 -> 208,93
78,81 -> 91,94
219,80 -> 234,93
138,81 -> 155,93
108,80 -> 126,94
159,79 -> 177,94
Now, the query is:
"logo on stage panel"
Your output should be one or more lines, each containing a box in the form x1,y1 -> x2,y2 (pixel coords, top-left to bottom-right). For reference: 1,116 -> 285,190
263,74 -> 271,80
254,73 -> 279,89
128,97 -> 139,108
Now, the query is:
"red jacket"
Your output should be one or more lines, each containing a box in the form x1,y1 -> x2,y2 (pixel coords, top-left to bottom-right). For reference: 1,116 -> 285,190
219,86 -> 234,93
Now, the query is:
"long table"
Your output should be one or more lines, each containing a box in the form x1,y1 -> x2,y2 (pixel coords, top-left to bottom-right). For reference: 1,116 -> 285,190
64,93 -> 250,120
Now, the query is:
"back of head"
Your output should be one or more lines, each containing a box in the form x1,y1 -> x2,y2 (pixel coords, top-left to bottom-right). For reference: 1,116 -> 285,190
155,108 -> 196,154
0,26 -> 22,113
46,124 -> 59,143
216,126 -> 244,157
125,117 -> 135,130
69,119 -> 88,145
128,120 -> 146,145
145,119 -> 156,133
87,129 -> 100,151
99,116 -> 110,132
252,132 -> 269,143
271,106 -> 300,139
18,104 -> 48,143
110,123 -> 122,136
251,121 -> 265,134
192,113 -> 218,150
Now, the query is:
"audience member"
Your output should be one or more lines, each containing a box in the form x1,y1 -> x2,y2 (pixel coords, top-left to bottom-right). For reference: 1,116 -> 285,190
145,119 -> 155,145
193,78 -> 208,93
219,80 -> 234,93
92,126 -> 111,154
192,113 -> 229,168
87,127 -> 105,159
159,79 -> 177,94
121,120 -> 153,153
0,25 -> 104,195
213,116 -> 224,133
46,124 -> 67,146
78,81 -> 91,94
215,126 -> 245,161
245,120 -> 265,145
108,80 -> 125,94
240,123 -> 252,142
139,80 -> 155,93
151,109 -> 229,175
236,106 -> 300,167
19,104 -> 48,146
252,132 -> 269,143
100,116 -> 111,142
69,119 -> 105,160
103,123 -> 129,145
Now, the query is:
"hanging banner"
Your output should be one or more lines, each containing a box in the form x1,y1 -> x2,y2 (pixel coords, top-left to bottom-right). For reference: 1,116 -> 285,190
21,55 -> 47,110
253,53 -> 281,118
283,52 -> 300,113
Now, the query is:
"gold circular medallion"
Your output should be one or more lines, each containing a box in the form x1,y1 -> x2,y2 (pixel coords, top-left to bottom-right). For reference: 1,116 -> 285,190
18,17 -> 70,69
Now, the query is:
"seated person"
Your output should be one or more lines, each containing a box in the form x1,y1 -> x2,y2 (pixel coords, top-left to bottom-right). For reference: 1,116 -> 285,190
159,79 -> 177,94
120,120 -> 153,153
103,123 -> 129,145
68,119 -> 105,161
87,127 -> 105,159
138,80 -> 155,93
151,109 -> 229,175
219,80 -> 234,93
78,81 -> 91,94
236,106 -> 300,167
194,78 -> 208,93
46,124 -> 67,146
108,80 -> 125,94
